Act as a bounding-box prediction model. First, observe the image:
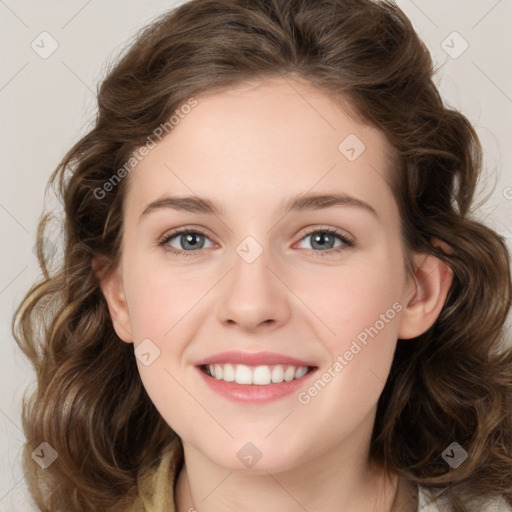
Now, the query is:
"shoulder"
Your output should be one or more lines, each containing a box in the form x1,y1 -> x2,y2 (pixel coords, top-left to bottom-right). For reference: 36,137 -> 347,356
418,485 -> 512,512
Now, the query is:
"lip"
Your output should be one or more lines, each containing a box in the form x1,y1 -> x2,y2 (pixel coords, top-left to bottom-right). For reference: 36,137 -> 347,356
193,351 -> 318,403
194,350 -> 316,367
195,365 -> 318,403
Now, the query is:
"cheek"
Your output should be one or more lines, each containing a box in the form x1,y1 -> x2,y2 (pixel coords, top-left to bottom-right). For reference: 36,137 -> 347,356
294,269 -> 402,433
299,256 -> 405,348
295,253 -> 405,404
122,252 -> 212,340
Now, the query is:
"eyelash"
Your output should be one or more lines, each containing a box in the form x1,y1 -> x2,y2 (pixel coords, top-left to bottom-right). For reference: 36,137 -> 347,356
158,226 -> 355,258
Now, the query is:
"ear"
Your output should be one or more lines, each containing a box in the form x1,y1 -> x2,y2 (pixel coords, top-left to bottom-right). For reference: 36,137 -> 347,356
397,238 -> 454,340
93,258 -> 133,343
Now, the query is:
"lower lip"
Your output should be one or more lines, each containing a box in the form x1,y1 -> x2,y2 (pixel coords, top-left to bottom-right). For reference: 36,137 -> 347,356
195,366 -> 317,403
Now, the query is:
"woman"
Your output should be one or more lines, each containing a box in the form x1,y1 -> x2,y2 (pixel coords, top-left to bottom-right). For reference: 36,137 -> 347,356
13,1 -> 512,510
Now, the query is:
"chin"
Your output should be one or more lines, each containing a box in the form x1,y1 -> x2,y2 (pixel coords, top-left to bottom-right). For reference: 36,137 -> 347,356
194,438 -> 309,474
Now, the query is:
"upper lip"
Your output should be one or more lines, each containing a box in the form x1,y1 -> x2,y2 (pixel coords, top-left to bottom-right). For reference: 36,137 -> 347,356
195,351 -> 317,367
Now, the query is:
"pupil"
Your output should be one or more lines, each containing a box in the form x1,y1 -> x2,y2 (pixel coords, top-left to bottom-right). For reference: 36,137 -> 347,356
313,233 -> 333,249
183,233 -> 202,249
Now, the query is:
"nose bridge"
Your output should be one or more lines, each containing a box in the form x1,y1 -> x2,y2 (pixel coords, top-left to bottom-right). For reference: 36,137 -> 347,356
216,231 -> 290,330
230,233 -> 276,299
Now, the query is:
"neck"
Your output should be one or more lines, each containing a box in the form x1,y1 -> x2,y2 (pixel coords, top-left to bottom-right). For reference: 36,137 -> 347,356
174,437 -> 416,512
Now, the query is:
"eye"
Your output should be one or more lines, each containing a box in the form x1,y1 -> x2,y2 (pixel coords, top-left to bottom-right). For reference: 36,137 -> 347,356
159,228 -> 214,256
295,227 -> 355,256
158,226 -> 355,257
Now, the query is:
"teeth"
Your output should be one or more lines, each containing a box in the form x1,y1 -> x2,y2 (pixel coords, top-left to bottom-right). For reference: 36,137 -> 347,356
235,364 -> 252,384
284,366 -> 295,382
205,363 -> 311,385
253,365 -> 271,385
295,366 -> 308,379
223,363 -> 235,382
271,365 -> 284,383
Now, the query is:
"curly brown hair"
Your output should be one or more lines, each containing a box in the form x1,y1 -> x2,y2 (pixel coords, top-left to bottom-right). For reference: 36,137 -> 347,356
12,0 -> 512,510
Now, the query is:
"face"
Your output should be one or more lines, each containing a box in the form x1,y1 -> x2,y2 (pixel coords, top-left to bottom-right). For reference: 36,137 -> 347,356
103,77 -> 431,473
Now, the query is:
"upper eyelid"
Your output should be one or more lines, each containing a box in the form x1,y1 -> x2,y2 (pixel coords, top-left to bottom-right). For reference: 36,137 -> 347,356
160,225 -> 215,243
160,225 -> 353,246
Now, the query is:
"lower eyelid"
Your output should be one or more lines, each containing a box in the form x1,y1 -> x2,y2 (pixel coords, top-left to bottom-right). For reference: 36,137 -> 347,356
159,228 -> 353,254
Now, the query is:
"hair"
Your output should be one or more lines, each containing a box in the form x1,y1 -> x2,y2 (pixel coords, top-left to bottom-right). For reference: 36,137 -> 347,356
12,0 -> 512,510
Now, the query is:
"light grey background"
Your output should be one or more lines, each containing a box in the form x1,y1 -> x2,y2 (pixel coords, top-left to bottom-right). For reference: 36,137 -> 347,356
1,1 -> 511,510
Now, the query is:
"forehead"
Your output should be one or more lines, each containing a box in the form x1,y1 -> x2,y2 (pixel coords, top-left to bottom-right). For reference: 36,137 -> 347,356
125,77 -> 398,222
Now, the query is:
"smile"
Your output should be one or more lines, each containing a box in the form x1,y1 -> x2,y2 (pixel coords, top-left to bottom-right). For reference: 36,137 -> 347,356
194,350 -> 319,402
200,363 -> 314,385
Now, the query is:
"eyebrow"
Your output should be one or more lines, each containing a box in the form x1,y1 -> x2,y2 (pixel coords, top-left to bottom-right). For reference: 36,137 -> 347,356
139,192 -> 378,220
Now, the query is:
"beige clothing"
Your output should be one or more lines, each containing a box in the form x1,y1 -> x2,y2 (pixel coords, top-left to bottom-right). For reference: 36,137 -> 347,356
126,437 -> 183,512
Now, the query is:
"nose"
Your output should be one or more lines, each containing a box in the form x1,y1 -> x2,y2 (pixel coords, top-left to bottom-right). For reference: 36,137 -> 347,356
216,240 -> 291,333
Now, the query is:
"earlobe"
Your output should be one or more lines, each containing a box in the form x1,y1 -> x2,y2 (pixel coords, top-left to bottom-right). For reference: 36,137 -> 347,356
397,240 -> 454,340
93,258 -> 134,343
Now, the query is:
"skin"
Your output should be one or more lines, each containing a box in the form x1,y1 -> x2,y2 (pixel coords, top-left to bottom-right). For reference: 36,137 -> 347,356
99,76 -> 453,512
